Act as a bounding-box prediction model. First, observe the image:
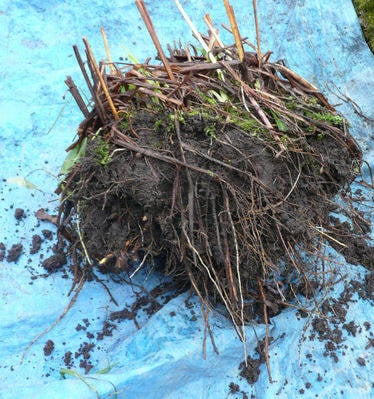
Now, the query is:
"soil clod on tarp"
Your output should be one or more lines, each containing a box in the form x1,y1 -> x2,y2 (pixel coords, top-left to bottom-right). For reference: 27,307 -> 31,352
56,2 -> 372,342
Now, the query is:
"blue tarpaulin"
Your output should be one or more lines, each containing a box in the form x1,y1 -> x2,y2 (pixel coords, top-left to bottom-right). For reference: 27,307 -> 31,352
0,1 -> 373,398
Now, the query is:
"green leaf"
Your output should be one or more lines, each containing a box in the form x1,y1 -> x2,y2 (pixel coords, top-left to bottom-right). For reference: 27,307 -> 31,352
60,137 -> 87,175
60,368 -> 100,398
95,361 -> 119,375
120,45 -> 140,64
208,89 -> 229,103
271,111 -> 288,132
7,177 -> 38,190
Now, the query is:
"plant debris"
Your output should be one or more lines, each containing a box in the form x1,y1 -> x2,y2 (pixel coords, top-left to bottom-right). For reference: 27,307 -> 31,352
51,0 -> 372,364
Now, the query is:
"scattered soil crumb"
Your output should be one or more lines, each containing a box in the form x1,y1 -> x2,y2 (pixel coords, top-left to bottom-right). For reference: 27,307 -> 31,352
228,381 -> 253,398
79,359 -> 93,374
30,234 -> 42,254
42,252 -> 66,273
97,321 -> 116,340
6,243 -> 23,262
75,342 -> 95,374
63,351 -> 73,368
42,229 -> 53,240
365,338 -> 374,349
343,321 -> 358,336
35,208 -> 57,224
82,318 -> 90,327
76,323 -> 87,332
350,272 -> 374,300
229,382 -> 240,394
357,357 -> 366,366
43,340 -> 54,356
109,308 -> 135,323
239,356 -> 261,384
364,272 -> 374,299
14,208 -> 25,220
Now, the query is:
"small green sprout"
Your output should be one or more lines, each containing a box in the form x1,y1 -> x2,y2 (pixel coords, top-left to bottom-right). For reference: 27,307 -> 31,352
204,125 -> 216,139
95,137 -> 112,167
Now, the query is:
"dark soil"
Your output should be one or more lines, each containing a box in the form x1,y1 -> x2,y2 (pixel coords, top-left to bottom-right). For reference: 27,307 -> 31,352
229,268 -> 374,392
30,234 -> 42,254
100,281 -> 181,331
63,351 -> 73,368
75,318 -> 90,332
75,342 -> 95,374
96,321 -> 116,340
238,337 -> 273,385
343,321 -> 358,336
42,250 -> 66,273
239,356 -> 262,385
307,272 -> 374,364
6,243 -> 23,262
0,242 -> 5,261
61,108 -> 368,326
43,340 -> 54,356
229,382 -> 240,394
14,208 -> 25,220
42,229 -> 53,240
357,357 -> 366,366
329,215 -> 374,269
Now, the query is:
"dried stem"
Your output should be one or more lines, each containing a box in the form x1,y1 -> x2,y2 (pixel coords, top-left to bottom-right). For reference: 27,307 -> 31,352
136,0 -> 175,81
101,26 -> 115,74
252,0 -> 262,66
223,0 -> 244,61
65,76 -> 90,117
174,0 -> 218,64
83,37 -> 119,120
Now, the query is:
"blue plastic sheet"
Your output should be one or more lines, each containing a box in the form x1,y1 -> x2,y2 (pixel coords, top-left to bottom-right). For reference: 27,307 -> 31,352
1,1 -> 373,398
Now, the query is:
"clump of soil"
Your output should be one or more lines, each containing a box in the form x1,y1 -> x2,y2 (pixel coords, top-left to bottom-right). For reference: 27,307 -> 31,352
63,351 -> 73,368
56,10 -> 372,339
6,243 -> 23,263
30,234 -> 42,254
14,208 -> 25,220
43,340 -> 54,356
42,251 -> 67,273
239,356 -> 262,385
239,337 -> 274,385
0,242 -> 5,261
75,341 -> 95,374
42,230 -> 53,240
